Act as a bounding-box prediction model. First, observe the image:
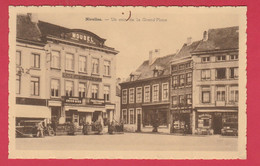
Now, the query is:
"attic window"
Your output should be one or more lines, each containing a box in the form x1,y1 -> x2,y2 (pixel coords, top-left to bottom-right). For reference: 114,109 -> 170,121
154,70 -> 159,77
130,75 -> 135,81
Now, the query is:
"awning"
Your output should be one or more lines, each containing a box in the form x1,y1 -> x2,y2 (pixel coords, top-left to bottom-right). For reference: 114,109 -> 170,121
64,106 -> 106,113
15,105 -> 51,119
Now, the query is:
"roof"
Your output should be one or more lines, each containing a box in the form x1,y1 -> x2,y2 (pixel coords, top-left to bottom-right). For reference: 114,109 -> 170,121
16,14 -> 42,42
124,54 -> 175,82
171,41 -> 200,62
194,26 -> 239,52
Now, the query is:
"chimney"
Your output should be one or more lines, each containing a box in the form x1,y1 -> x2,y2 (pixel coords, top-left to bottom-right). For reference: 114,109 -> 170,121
203,31 -> 208,41
28,13 -> 38,23
186,37 -> 192,46
149,49 -> 160,65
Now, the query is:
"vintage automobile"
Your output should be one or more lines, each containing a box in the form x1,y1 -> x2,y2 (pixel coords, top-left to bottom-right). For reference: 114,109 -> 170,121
221,126 -> 238,136
16,119 -> 42,138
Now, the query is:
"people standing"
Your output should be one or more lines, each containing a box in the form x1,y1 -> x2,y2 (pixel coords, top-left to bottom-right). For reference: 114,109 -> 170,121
37,122 -> 44,138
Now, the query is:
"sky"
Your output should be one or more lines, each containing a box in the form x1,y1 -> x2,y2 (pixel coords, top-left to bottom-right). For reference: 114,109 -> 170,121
31,7 -> 243,79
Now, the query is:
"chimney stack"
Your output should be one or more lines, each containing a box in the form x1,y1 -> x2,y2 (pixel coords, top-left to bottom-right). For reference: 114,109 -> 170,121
203,31 -> 208,41
149,49 -> 160,65
186,37 -> 192,46
28,13 -> 38,23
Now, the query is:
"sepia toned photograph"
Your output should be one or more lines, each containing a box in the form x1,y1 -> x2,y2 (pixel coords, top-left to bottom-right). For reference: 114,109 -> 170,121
8,6 -> 247,159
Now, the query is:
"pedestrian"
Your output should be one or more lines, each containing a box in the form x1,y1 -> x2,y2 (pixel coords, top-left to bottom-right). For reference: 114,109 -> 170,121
52,120 -> 57,136
37,122 -> 44,138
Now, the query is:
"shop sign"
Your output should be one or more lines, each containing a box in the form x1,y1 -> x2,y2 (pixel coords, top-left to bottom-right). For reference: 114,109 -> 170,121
48,100 -> 62,107
64,97 -> 82,104
172,109 -> 191,114
89,99 -> 105,105
198,113 -> 212,119
62,73 -> 102,82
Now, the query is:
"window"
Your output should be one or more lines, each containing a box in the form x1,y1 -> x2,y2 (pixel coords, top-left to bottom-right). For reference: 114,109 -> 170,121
79,83 -> 86,98
122,89 -> 127,104
79,55 -> 87,72
203,119 -> 210,126
230,68 -> 238,79
16,75 -> 21,94
104,85 -> 110,102
202,57 -> 210,62
136,87 -> 142,103
51,79 -> 59,97
186,94 -> 192,104
65,81 -> 74,97
129,109 -> 135,124
30,77 -> 40,96
92,58 -> 99,74
179,95 -> 185,104
179,64 -> 185,70
172,96 -> 178,105
201,70 -> 211,80
172,75 -> 179,87
162,83 -> 169,100
216,55 -> 226,61
65,53 -> 74,71
202,91 -> 210,103
16,51 -> 21,66
51,51 -> 60,69
144,86 -> 150,102
186,62 -> 191,68
104,60 -> 111,76
129,88 -> 134,103
91,84 -> 98,99
32,53 -> 40,68
230,86 -> 238,102
152,84 -> 159,102
216,86 -> 226,101
186,73 -> 192,84
216,68 -> 226,79
180,74 -> 185,86
230,54 -> 238,60
122,109 -> 128,124
171,65 -> 178,72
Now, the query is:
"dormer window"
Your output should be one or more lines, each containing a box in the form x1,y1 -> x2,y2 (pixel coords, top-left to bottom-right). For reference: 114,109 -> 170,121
130,75 -> 135,81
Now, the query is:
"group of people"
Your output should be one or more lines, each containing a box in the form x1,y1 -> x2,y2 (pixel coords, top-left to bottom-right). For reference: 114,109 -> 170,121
33,121 -> 55,138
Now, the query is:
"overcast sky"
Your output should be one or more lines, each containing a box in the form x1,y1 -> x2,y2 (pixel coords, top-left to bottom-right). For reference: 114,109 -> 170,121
31,7 -> 243,79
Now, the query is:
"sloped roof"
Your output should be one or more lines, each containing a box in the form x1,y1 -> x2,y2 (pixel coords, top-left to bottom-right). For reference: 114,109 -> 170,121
16,14 -> 42,42
194,26 -> 239,52
125,54 -> 175,82
172,41 -> 200,62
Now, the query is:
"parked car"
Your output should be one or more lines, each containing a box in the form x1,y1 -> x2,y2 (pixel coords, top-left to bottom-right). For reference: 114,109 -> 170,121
221,126 -> 238,136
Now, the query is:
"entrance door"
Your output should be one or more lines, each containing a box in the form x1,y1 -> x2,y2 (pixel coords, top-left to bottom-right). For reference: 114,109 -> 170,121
137,114 -> 141,132
213,113 -> 222,134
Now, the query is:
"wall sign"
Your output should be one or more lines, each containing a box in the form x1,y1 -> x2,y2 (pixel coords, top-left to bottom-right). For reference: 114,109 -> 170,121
62,73 -> 102,82
64,97 -> 82,104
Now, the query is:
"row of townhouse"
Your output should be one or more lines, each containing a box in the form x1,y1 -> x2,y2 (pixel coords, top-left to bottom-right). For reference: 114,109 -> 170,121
14,13 -> 119,129
120,26 -> 239,135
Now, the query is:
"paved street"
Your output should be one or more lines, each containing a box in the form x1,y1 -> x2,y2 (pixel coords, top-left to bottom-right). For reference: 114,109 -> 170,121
16,133 -> 238,151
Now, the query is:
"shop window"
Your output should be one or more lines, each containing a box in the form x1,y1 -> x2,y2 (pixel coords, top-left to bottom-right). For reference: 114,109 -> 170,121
172,75 -> 179,87
186,73 -> 192,84
202,56 -> 210,62
30,76 -> 40,96
203,119 -> 210,126
129,88 -> 135,103
216,86 -> 226,101
230,86 -> 239,102
216,68 -> 226,79
104,60 -> 111,76
16,75 -> 21,94
79,83 -> 86,98
230,54 -> 238,60
180,74 -> 185,86
216,55 -> 226,61
65,81 -> 74,97
51,79 -> 59,97
129,109 -> 135,124
136,87 -> 142,103
92,58 -> 99,74
32,53 -> 40,68
79,55 -> 87,72
201,69 -> 211,80
65,112 -> 72,123
65,53 -> 74,71
152,84 -> 159,102
103,112 -> 108,126
230,67 -> 238,79
103,85 -> 110,102
202,91 -> 210,103
198,114 -> 212,128
122,89 -> 127,104
162,83 -> 169,100
144,86 -> 150,102
51,51 -> 60,69
91,84 -> 98,99
16,51 -> 21,66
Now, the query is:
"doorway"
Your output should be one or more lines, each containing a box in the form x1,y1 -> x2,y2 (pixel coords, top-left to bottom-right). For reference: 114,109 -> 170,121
213,113 -> 222,134
137,114 -> 141,132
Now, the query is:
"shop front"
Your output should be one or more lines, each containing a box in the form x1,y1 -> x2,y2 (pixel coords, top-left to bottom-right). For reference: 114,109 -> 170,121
195,110 -> 238,135
171,108 -> 192,134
